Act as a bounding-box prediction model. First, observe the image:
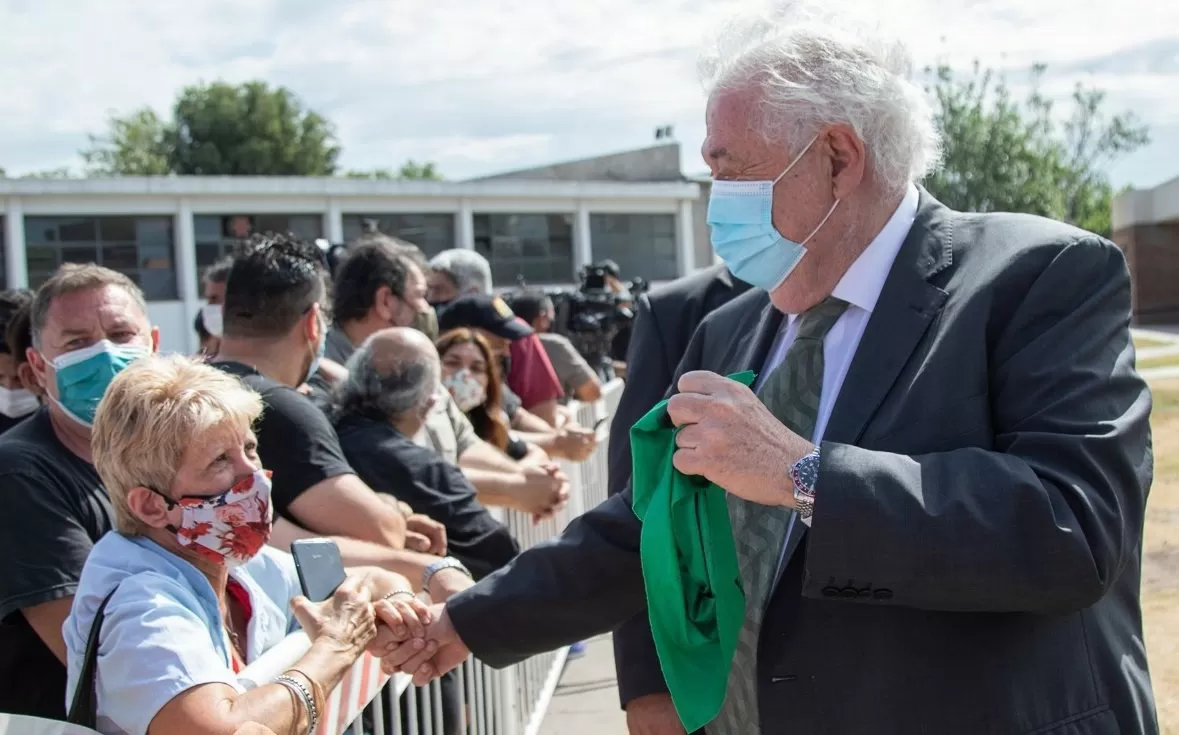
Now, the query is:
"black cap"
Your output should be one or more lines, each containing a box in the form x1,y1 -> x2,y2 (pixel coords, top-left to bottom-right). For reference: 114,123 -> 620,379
437,294 -> 533,340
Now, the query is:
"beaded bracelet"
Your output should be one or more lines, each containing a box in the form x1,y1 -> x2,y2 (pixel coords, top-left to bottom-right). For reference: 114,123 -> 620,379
275,674 -> 319,734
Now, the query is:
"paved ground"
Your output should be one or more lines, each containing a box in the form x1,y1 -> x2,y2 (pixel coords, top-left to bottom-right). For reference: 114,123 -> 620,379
538,635 -> 628,735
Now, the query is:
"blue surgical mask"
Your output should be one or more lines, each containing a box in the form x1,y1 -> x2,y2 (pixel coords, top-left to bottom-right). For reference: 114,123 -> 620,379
707,134 -> 840,291
49,339 -> 149,426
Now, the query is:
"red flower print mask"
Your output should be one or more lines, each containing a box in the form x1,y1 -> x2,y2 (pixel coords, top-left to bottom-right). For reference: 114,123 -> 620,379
155,470 -> 274,568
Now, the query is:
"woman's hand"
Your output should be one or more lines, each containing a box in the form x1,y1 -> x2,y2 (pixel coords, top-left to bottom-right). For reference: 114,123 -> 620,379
291,575 -> 377,656
372,592 -> 433,639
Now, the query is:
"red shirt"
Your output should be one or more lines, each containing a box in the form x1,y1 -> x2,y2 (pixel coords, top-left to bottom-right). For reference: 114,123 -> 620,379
507,323 -> 564,409
225,579 -> 254,673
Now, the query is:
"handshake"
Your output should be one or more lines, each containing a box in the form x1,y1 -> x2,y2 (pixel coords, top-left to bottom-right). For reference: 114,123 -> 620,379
366,575 -> 474,686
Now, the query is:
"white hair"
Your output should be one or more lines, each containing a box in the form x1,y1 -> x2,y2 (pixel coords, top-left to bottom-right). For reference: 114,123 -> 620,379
698,0 -> 941,193
429,249 -> 493,295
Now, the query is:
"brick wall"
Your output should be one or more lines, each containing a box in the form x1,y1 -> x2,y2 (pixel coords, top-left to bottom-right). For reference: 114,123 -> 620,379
1112,223 -> 1179,325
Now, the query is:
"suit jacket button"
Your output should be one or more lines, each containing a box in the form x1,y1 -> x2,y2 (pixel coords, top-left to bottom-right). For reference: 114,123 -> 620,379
873,588 -> 893,600
839,587 -> 858,599
821,586 -> 840,598
857,588 -> 873,599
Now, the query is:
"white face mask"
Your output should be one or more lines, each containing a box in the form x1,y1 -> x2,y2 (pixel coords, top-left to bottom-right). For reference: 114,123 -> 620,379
442,368 -> 487,412
201,304 -> 224,338
0,386 -> 38,419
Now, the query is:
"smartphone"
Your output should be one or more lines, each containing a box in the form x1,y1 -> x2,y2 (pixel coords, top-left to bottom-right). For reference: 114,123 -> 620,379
291,538 -> 346,602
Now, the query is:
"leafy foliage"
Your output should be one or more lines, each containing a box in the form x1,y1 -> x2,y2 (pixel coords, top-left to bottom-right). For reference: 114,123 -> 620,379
81,81 -> 341,176
923,62 -> 1149,236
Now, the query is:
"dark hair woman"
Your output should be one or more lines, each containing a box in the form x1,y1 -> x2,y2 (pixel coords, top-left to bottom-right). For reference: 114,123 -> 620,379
435,328 -> 530,461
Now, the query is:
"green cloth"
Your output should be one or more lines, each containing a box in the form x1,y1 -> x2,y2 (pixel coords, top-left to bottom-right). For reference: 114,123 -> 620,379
630,370 -> 754,733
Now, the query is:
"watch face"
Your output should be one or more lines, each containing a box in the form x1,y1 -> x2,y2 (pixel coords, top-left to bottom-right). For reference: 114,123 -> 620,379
793,451 -> 820,497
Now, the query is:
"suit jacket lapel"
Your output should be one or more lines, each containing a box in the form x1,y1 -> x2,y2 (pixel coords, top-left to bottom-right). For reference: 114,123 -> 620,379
734,293 -> 783,377
824,190 -> 955,446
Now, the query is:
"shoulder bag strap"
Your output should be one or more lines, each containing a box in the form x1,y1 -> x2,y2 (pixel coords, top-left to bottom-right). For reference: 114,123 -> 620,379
65,587 -> 118,727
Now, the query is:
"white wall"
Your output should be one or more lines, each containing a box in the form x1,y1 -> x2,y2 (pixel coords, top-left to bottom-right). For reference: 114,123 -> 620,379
146,302 -> 194,355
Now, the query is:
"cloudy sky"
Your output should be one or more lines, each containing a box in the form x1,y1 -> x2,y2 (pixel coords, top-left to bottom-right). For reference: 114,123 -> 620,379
1,0 -> 1177,188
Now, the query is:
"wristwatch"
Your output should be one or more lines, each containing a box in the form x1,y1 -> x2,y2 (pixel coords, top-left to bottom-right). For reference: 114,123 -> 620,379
422,556 -> 472,590
790,447 -> 822,520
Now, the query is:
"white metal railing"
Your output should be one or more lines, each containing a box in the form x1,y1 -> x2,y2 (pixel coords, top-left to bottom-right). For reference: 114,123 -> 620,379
238,379 -> 624,735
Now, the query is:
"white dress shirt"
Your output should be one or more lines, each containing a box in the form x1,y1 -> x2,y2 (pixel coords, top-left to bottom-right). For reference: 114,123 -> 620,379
755,184 -> 919,573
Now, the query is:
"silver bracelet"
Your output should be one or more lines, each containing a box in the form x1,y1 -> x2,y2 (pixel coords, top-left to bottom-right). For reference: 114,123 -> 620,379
275,674 -> 319,734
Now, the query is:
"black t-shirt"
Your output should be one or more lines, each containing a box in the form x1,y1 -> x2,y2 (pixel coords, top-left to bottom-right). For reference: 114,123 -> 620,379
502,382 -> 522,421
0,408 -> 114,720
335,412 -> 519,581
0,412 -> 29,436
213,362 -> 354,520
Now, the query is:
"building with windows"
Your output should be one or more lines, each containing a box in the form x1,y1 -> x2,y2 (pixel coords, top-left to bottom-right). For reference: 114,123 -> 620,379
1112,177 -> 1179,324
0,172 -> 699,354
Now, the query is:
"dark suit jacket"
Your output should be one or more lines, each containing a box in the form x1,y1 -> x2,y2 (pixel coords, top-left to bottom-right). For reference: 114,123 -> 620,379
447,193 -> 1157,735
607,263 -> 752,708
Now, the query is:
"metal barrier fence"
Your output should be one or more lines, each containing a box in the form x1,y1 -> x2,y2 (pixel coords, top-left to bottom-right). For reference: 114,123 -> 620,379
237,380 -> 625,735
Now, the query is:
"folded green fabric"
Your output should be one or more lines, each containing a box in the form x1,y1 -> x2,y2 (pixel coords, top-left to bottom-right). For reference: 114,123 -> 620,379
630,371 -> 752,733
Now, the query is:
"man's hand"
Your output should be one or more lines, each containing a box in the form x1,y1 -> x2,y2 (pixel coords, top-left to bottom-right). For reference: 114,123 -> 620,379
626,693 -> 686,735
426,567 -> 476,603
406,514 -> 448,556
377,496 -> 447,555
379,604 -> 471,687
667,370 -> 813,507
556,425 -> 597,461
517,463 -> 571,523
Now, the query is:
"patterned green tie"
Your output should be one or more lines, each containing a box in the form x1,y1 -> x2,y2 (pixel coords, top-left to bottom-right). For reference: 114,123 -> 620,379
712,296 -> 850,735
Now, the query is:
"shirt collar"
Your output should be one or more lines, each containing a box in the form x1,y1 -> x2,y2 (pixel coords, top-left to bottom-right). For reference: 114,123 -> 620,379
830,182 -> 920,313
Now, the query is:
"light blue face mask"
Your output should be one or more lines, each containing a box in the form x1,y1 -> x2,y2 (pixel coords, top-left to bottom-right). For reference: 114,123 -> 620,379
49,339 -> 150,426
707,134 -> 840,291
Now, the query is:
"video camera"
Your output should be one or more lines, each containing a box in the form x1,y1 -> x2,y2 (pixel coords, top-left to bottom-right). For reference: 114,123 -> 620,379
512,261 -> 649,382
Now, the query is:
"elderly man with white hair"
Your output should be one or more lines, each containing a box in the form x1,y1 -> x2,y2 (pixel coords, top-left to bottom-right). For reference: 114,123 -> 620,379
380,5 -> 1157,734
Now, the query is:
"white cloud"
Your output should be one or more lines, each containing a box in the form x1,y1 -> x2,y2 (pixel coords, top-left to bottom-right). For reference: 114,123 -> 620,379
0,0 -> 1175,187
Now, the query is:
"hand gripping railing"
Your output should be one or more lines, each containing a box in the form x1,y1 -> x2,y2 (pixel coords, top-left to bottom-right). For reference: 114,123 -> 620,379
237,380 -> 625,735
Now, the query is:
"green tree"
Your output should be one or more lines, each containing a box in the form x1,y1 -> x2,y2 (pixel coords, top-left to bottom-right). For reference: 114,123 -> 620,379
170,81 -> 340,175
81,109 -> 171,175
923,63 -> 1149,237
81,81 -> 341,176
344,161 -> 443,181
18,167 -> 77,179
396,160 -> 442,180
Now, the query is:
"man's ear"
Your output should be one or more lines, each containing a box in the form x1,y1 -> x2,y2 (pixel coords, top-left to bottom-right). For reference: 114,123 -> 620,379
374,285 -> 395,322
17,363 -> 41,396
150,326 -> 161,353
306,304 -> 323,344
125,486 -> 175,530
26,347 -> 49,392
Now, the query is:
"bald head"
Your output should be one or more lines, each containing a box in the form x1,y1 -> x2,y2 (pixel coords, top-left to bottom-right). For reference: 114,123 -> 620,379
337,327 -> 440,424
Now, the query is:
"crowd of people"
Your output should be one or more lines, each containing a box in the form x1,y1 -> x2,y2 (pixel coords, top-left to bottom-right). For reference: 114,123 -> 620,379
0,234 -> 603,734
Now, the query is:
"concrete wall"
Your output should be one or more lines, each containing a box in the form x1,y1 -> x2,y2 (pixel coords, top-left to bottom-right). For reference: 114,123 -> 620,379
1112,223 -> 1179,324
475,144 -> 684,183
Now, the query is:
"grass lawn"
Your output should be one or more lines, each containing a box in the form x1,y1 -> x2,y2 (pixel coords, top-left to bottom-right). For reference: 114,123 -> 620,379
1142,356 -> 1179,372
1137,336 -> 1176,351
1143,379 -> 1179,731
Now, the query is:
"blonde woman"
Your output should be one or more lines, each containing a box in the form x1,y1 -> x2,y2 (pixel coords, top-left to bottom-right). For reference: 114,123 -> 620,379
63,354 -> 429,735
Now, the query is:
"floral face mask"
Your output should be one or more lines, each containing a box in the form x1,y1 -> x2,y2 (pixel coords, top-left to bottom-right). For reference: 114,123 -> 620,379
153,470 -> 274,567
443,368 -> 487,412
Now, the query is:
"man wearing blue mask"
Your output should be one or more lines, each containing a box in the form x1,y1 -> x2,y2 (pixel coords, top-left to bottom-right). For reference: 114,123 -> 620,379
379,4 -> 1156,733
0,264 -> 157,720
